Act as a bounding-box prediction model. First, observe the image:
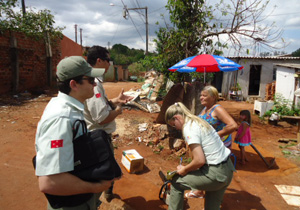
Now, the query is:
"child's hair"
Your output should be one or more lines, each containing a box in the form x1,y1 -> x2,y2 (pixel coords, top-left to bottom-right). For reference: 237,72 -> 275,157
240,110 -> 251,125
165,102 -> 212,132
202,86 -> 219,102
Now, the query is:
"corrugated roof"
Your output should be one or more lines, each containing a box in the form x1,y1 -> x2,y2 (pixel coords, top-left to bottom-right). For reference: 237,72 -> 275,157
227,56 -> 300,60
275,63 -> 300,69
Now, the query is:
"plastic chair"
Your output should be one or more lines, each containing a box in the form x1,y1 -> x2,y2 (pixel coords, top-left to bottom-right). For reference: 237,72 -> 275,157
230,153 -> 237,169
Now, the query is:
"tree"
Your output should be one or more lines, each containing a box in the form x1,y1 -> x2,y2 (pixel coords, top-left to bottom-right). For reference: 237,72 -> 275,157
141,0 -> 285,115
292,48 -> 300,57
260,51 -> 287,57
128,62 -> 145,77
109,44 -> 146,65
0,0 -> 64,40
145,0 -> 285,82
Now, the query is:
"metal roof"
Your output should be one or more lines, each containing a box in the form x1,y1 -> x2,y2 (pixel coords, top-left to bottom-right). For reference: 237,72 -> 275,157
227,56 -> 300,60
275,63 -> 300,69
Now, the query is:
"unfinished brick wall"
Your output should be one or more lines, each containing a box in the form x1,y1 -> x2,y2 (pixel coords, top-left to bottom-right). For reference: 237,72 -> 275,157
265,81 -> 276,100
0,31 -> 61,94
0,34 -> 11,93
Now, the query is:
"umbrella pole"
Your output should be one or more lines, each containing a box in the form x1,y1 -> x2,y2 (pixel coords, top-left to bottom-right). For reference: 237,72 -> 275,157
204,68 -> 206,84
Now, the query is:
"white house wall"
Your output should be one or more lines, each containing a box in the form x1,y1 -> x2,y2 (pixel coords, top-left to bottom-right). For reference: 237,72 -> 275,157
275,66 -> 295,104
223,58 -> 300,100
221,71 -> 234,97
238,59 -> 274,99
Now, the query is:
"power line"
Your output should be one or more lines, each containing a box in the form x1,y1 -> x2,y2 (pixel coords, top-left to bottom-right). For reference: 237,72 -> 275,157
149,6 -> 166,14
117,0 -> 148,53
111,22 -> 145,33
128,0 -> 146,23
127,12 -> 144,42
135,0 -> 141,9
267,12 -> 299,17
110,15 -> 123,43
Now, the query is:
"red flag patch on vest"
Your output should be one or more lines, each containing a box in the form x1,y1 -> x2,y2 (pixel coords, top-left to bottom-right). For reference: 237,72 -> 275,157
95,93 -> 101,98
51,139 -> 63,148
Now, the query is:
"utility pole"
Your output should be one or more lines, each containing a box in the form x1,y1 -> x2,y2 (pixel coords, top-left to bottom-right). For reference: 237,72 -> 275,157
123,6 -> 148,55
74,24 -> 78,43
80,28 -> 83,46
21,0 -> 26,16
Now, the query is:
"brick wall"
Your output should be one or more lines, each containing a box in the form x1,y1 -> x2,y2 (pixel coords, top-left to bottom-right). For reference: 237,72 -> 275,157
0,33 -> 12,93
61,35 -> 83,59
0,31 -> 61,94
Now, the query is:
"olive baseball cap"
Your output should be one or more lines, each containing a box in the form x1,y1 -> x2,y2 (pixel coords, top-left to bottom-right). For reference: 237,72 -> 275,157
56,56 -> 105,81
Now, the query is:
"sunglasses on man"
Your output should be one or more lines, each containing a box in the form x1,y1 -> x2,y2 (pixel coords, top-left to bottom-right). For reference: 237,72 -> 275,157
81,77 -> 95,84
103,57 -> 110,62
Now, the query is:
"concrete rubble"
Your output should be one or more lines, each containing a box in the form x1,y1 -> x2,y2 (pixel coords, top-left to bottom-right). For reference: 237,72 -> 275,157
123,70 -> 163,113
134,123 -> 187,156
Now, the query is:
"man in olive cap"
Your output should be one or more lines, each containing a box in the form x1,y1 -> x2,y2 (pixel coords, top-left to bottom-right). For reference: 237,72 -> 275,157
35,56 -> 113,210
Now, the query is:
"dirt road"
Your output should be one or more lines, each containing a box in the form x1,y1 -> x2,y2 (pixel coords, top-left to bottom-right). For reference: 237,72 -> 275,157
0,82 -> 299,210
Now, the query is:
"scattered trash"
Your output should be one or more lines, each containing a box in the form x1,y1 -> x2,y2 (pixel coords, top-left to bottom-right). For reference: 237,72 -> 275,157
146,103 -> 161,113
275,185 -> 300,207
138,123 -> 148,132
166,79 -> 174,92
269,112 -> 279,125
124,91 -> 140,103
129,101 -> 149,112
173,139 -> 185,151
122,70 -> 163,113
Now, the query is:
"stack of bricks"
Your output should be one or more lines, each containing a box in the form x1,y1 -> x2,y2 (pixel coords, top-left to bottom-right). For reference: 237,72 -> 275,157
265,81 -> 276,100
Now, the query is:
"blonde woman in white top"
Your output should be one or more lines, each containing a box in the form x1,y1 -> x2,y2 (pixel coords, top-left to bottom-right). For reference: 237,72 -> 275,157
165,102 -> 235,210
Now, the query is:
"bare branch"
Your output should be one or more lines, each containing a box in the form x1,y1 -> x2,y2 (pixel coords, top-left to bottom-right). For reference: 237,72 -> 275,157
204,0 -> 286,52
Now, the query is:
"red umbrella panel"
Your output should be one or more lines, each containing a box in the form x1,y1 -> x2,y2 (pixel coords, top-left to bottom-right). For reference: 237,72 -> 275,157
168,54 -> 243,73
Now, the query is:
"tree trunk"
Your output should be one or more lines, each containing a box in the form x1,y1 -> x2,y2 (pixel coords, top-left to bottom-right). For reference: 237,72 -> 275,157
183,81 -> 204,115
193,81 -> 204,115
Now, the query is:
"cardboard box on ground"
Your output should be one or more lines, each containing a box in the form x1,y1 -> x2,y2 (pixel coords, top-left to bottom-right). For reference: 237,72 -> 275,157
121,149 -> 144,173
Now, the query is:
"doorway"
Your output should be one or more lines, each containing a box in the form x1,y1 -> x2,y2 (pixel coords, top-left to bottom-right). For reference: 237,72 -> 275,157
248,65 -> 261,95
211,72 -> 223,92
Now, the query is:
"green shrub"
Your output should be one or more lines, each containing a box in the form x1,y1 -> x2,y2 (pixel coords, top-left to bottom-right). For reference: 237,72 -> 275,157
263,93 -> 300,117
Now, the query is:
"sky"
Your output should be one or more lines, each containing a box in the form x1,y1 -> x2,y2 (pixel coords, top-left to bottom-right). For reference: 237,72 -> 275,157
19,0 -> 300,56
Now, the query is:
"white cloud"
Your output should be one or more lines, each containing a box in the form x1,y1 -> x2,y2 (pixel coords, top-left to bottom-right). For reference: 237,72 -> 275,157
19,0 -> 299,54
285,17 -> 300,28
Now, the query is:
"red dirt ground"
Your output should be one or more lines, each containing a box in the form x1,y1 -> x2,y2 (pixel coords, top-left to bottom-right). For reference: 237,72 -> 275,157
0,82 -> 299,210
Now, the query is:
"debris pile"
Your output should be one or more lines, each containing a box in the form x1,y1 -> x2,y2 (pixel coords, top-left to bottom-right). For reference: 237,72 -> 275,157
123,70 -> 164,113
119,70 -> 188,158
133,122 -> 187,157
